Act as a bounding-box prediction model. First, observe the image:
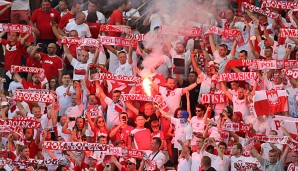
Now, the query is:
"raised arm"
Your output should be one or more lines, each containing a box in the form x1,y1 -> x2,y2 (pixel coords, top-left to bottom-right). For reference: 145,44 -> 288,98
104,45 -> 117,56
186,91 -> 191,120
125,100 -> 139,115
159,108 -> 171,120
178,140 -> 190,160
74,82 -> 82,105
209,34 -> 216,54
92,47 -> 100,64
128,40 -> 133,65
16,101 -> 28,116
220,81 -> 233,100
190,52 -> 202,75
251,146 -> 264,163
230,40 -> 237,58
63,44 -> 74,63
20,33 -> 30,45
86,111 -> 95,131
30,43 -> 42,60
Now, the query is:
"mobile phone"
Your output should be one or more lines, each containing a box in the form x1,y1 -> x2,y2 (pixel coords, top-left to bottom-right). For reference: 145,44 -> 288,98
194,40 -> 202,50
121,115 -> 127,121
211,123 -> 217,127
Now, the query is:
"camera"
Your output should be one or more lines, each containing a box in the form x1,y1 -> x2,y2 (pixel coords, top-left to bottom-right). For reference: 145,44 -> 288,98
211,123 -> 217,127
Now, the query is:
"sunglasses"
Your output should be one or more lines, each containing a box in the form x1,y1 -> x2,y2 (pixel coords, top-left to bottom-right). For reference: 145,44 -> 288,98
98,120 -> 104,123
196,110 -> 202,112
127,162 -> 134,165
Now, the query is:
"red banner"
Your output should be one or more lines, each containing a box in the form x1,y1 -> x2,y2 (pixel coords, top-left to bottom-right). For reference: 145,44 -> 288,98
100,25 -> 131,34
225,60 -> 252,69
159,25 -> 203,37
205,26 -> 244,47
0,23 -> 31,33
14,89 -> 56,104
0,117 -> 41,129
100,36 -> 137,48
222,122 -> 250,132
218,72 -> 257,82
242,2 -> 279,19
261,0 -> 298,9
280,29 -> 298,38
200,94 -> 229,104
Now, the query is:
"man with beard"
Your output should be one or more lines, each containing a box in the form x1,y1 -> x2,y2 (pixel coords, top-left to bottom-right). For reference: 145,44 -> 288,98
13,72 -> 41,89
30,43 -> 63,83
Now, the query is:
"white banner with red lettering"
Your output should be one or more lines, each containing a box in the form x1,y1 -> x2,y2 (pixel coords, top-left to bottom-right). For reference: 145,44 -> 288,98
280,29 -> 298,38
252,90 -> 288,117
99,36 -> 138,48
0,23 -> 31,33
0,117 -> 41,129
252,60 -> 298,70
43,141 -> 144,158
200,93 -> 229,104
205,26 -> 245,47
90,73 -> 141,83
128,33 -> 145,41
261,0 -> 298,9
159,25 -> 203,37
14,89 -> 56,104
222,122 -> 250,132
218,72 -> 257,82
61,37 -> 101,47
242,2 -> 279,19
120,94 -> 169,111
11,65 -> 48,85
100,25 -> 131,34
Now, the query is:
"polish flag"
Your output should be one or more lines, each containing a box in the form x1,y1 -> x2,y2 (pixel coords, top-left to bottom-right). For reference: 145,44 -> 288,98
270,115 -> 298,140
252,89 -> 288,117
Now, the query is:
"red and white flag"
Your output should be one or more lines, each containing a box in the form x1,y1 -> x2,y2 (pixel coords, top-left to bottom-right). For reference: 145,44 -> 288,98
285,69 -> 298,80
99,36 -> 137,48
252,90 -> 288,117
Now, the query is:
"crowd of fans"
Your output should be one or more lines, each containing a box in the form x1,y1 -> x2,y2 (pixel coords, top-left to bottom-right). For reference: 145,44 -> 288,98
0,0 -> 298,170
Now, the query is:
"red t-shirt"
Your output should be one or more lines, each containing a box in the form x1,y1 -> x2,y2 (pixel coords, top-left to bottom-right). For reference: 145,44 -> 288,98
58,12 -> 74,29
21,80 -> 41,89
133,128 -> 151,150
26,57 -> 42,68
88,22 -> 101,38
24,140 -> 39,158
108,9 -> 123,37
20,33 -> 34,60
30,8 -> 61,40
39,52 -> 63,80
110,125 -> 134,145
73,162 -> 103,171
0,39 -> 24,70
0,0 -> 11,21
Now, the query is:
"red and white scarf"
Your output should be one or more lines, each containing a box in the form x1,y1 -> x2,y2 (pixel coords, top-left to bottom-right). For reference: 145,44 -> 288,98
242,2 -> 280,19
0,23 -> 31,33
14,89 -> 56,104
100,25 -> 132,34
11,65 -> 48,85
261,0 -> 298,9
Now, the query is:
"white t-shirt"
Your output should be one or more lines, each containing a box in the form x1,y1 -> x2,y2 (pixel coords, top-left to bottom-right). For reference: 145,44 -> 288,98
56,123 -> 70,142
177,157 -> 192,171
11,0 -> 30,10
65,104 -> 84,128
159,86 -> 183,115
104,97 -> 123,129
190,116 -> 205,146
191,151 -> 203,171
82,10 -> 105,24
108,50 -> 120,74
258,40 -> 278,57
8,81 -> 23,94
286,86 -> 298,118
56,85 -> 75,116
171,117 -> 193,150
115,62 -> 133,76
230,155 -> 247,171
149,13 -> 170,31
197,72 -> 211,102
146,151 -> 166,170
213,50 -> 233,74
71,58 -> 89,80
203,151 -> 230,171
65,21 -> 91,38
88,51 -> 107,65
232,95 -> 250,122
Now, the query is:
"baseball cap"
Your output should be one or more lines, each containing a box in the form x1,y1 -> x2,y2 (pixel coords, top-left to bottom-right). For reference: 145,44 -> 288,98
180,110 -> 189,118
89,153 -> 98,161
